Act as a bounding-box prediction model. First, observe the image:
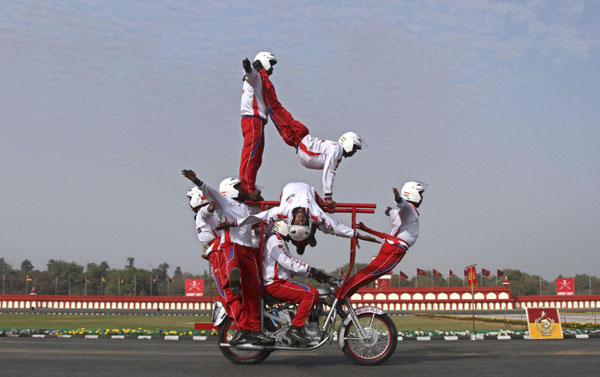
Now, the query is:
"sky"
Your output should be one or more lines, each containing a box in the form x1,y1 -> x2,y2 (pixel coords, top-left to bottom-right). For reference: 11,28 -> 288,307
1,0 -> 599,279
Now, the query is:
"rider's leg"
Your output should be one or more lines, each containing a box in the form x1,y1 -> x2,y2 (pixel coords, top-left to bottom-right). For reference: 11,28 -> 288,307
269,107 -> 309,148
265,280 -> 319,327
337,242 -> 406,299
239,116 -> 265,197
265,280 -> 318,343
210,249 -> 243,328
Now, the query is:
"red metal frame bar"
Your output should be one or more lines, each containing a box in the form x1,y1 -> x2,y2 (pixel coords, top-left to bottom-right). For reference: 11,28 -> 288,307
249,200 -> 377,302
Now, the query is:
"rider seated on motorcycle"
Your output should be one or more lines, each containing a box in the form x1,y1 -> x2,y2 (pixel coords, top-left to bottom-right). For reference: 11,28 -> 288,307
263,214 -> 329,344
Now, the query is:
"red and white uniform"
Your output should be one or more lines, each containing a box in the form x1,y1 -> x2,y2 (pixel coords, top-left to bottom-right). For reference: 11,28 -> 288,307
195,205 -> 221,254
258,69 -> 309,148
263,233 -> 319,327
199,181 -> 262,332
241,68 -> 267,119
387,196 -> 420,250
193,207 -> 244,325
239,68 -> 268,194
296,134 -> 344,201
236,182 -> 357,239
337,197 -> 420,299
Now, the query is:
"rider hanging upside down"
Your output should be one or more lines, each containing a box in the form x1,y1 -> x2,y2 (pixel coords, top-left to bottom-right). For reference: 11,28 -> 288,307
263,221 -> 329,344
336,182 -> 427,299
218,182 -> 380,254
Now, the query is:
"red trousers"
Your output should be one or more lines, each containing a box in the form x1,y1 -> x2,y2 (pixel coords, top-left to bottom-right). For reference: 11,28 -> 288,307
209,249 -> 243,328
269,109 -> 309,147
220,242 -> 262,332
239,116 -> 265,194
265,280 -> 319,327
337,242 -> 406,299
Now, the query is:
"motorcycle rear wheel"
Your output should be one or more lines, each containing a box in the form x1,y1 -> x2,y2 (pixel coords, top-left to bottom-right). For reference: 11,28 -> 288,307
341,312 -> 397,366
217,317 -> 272,365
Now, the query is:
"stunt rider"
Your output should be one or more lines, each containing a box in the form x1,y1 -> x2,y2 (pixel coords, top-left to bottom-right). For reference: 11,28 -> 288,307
263,221 -> 329,344
186,187 -> 244,328
182,169 -> 273,345
336,182 -> 427,299
243,55 -> 366,209
218,181 -> 379,254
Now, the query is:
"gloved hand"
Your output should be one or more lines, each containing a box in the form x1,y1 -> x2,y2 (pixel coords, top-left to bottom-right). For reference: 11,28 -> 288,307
242,58 -> 252,73
309,268 -> 329,283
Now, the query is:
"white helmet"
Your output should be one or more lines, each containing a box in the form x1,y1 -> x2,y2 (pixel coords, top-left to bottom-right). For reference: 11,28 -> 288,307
401,181 -> 428,204
219,177 -> 242,199
254,51 -> 277,72
187,187 -> 208,209
339,132 -> 367,154
287,207 -> 312,242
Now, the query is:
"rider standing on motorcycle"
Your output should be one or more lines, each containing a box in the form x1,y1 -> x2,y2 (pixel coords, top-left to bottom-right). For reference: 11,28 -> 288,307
336,182 -> 427,299
263,221 -> 329,344
182,169 -> 274,345
243,56 -> 366,210
186,187 -> 245,329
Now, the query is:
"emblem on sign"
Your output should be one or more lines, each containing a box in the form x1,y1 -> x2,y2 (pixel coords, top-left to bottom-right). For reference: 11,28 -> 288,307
534,311 -> 555,336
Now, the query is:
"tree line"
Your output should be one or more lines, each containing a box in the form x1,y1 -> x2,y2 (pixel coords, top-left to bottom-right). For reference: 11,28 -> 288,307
1,257 -> 598,297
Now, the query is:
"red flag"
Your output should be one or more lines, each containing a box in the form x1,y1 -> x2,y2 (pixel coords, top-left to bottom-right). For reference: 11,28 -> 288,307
482,268 -> 491,278
466,266 -> 477,288
26,275 -> 33,282
417,268 -> 427,276
463,269 -> 468,277
448,269 -> 457,277
399,271 -> 408,280
432,269 -> 442,277
497,269 -> 504,277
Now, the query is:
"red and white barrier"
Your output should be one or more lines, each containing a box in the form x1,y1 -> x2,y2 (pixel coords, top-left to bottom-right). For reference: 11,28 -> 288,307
1,288 -> 599,312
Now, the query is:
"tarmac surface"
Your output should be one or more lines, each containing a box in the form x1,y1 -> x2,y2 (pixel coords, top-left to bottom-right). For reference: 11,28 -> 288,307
1,337 -> 599,377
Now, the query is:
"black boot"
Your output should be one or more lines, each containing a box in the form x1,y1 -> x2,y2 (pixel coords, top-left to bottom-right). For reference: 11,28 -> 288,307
287,326 -> 310,344
228,330 -> 246,345
245,331 -> 275,345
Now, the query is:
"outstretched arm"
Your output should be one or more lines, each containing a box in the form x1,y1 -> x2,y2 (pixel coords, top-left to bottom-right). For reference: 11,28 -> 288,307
182,169 -> 203,187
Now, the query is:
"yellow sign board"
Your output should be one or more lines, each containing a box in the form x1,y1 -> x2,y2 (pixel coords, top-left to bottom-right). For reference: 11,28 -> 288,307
525,308 -> 563,339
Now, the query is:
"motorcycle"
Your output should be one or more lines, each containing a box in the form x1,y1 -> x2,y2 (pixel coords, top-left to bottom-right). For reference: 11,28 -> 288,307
213,273 -> 398,365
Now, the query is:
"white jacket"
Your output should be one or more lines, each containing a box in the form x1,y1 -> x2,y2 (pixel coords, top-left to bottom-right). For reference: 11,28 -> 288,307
297,134 -> 343,200
240,67 -> 267,120
263,233 -> 310,285
194,205 -> 222,255
236,182 -> 356,238
199,182 -> 260,248
387,197 -> 420,250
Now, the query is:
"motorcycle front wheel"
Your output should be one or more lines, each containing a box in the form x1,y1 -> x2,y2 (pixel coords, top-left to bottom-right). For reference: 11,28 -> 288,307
341,312 -> 397,366
217,316 -> 272,365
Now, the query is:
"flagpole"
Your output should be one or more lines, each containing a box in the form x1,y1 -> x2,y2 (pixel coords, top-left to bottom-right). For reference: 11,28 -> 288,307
466,264 -> 477,337
134,277 -> 137,296
55,277 -> 58,295
118,278 -> 121,296
84,278 -> 87,296
25,277 -> 29,294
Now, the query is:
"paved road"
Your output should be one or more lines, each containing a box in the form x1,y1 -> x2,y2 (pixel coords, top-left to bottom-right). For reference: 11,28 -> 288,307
1,337 -> 599,377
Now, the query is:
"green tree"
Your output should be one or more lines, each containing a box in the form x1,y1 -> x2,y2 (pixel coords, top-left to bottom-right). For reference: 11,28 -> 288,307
21,259 -> 34,273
